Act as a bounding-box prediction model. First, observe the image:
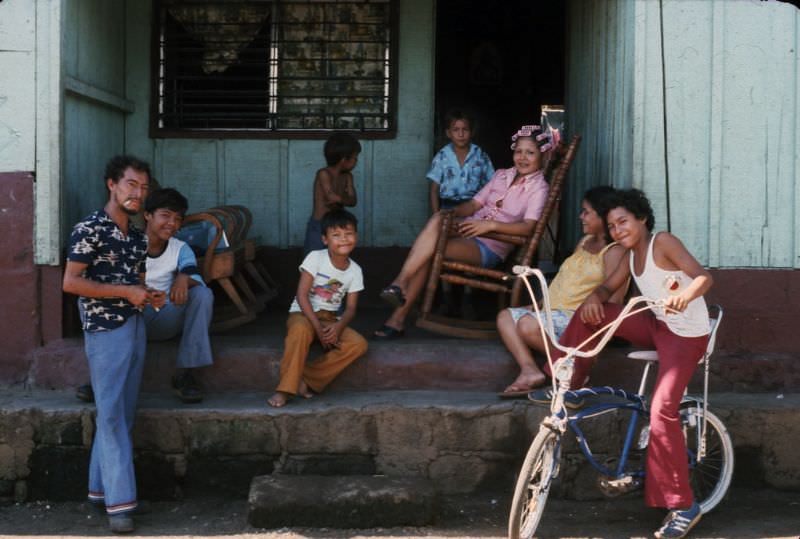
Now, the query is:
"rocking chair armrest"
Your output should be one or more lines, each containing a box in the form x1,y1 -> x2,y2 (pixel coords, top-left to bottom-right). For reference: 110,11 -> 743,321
181,212 -> 226,280
477,232 -> 528,246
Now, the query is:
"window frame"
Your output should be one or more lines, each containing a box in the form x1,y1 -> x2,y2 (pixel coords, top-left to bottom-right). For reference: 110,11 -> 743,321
149,0 -> 399,139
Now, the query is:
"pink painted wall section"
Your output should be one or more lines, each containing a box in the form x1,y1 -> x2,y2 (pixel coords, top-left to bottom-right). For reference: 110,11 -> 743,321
0,172 -> 39,383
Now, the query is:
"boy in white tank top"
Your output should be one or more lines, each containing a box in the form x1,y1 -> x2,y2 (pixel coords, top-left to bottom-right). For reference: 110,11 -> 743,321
537,189 -> 713,539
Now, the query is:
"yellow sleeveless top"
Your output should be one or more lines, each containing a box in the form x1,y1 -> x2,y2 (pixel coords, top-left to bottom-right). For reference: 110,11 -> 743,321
548,236 -> 617,311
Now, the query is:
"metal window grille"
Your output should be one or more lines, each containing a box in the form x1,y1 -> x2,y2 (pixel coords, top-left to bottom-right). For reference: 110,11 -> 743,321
152,0 -> 396,137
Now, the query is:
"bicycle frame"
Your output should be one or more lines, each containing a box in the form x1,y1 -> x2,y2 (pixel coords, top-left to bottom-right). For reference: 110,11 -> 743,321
513,265 -> 721,478
566,387 -> 649,479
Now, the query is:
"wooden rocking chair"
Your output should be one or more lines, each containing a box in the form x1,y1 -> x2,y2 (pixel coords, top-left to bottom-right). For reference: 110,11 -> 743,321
415,135 -> 581,339
179,211 -> 258,331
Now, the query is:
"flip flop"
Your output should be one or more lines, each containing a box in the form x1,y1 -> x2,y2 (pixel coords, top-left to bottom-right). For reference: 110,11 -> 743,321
498,379 -> 548,399
373,324 -> 405,340
379,285 -> 406,308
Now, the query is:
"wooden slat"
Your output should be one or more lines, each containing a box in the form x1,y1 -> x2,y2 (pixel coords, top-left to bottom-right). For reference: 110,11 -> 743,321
440,273 -> 510,293
441,261 -> 511,281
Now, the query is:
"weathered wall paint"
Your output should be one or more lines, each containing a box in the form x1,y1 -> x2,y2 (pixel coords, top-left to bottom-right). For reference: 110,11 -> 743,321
568,0 -> 799,268
62,0 -> 128,232
0,1 -> 36,172
124,0 -> 435,248
564,0 -> 636,247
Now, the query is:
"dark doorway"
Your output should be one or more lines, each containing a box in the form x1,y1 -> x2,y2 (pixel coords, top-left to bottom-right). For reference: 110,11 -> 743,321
434,0 -> 566,168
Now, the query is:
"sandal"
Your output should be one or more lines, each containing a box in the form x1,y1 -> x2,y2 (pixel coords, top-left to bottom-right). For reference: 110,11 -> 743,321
379,285 -> 406,308
373,324 -> 405,340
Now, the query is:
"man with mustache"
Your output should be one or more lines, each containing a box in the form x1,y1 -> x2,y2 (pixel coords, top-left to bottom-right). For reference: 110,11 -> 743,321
63,155 -> 161,533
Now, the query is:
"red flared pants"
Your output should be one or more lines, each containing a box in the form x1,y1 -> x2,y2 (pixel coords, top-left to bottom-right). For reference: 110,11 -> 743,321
545,303 -> 708,509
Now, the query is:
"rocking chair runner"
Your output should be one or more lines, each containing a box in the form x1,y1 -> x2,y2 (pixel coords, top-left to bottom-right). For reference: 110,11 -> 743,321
415,135 -> 582,339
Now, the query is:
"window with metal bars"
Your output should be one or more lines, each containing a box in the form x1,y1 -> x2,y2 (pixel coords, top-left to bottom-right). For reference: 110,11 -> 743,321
152,0 -> 397,138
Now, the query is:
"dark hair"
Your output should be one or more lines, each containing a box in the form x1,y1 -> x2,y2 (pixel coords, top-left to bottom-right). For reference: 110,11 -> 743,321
104,155 -> 151,184
144,188 -> 188,216
444,109 -> 474,132
608,188 -> 655,231
321,209 -> 358,234
324,133 -> 362,166
582,185 -> 617,242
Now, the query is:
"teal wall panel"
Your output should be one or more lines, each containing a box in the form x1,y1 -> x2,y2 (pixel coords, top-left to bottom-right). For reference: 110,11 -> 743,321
123,0 -> 435,248
63,96 -> 126,229
564,0 -> 635,247
568,0 -> 799,268
62,0 -> 128,230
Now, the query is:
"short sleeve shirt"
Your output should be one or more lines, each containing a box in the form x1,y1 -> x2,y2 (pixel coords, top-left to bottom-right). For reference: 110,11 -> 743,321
67,210 -> 148,332
467,168 -> 549,259
146,237 -> 205,301
426,143 -> 495,202
289,249 -> 364,314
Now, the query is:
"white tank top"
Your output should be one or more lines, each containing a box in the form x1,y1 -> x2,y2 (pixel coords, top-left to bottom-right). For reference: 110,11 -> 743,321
630,232 -> 710,337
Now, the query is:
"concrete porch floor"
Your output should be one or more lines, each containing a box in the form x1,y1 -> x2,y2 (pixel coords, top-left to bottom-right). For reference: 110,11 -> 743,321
26,307 -> 800,394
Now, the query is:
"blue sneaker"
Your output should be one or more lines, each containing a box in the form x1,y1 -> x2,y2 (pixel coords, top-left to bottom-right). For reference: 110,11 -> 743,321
527,388 -> 585,409
654,502 -> 702,539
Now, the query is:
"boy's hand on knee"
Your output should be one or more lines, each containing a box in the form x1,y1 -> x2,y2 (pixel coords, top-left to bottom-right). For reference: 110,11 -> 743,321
169,274 -> 190,305
321,322 -> 343,348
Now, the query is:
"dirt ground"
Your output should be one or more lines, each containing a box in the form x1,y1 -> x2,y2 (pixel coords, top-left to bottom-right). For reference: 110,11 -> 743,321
0,488 -> 798,539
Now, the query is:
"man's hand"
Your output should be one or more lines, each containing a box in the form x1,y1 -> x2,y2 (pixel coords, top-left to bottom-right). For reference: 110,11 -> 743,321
126,285 -> 151,308
170,274 -> 191,305
148,288 -> 167,310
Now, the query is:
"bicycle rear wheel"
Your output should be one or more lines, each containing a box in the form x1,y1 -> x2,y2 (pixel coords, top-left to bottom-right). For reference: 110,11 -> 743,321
508,429 -> 560,539
681,406 -> 734,513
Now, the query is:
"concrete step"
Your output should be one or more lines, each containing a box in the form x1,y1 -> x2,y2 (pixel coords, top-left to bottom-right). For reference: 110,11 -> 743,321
24,310 -> 800,393
247,475 -> 436,528
2,389 -> 798,506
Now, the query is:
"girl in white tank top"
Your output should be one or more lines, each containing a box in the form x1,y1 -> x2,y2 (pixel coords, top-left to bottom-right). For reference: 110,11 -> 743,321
553,189 -> 714,536
630,232 -> 710,337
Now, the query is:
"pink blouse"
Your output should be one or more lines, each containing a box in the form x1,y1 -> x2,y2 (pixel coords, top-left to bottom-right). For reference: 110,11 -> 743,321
466,168 -> 549,259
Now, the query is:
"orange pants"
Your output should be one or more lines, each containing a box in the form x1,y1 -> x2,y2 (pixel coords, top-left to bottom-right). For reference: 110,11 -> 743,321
276,311 -> 368,395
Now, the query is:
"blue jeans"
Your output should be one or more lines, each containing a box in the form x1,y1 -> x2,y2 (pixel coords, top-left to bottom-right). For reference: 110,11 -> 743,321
143,286 -> 214,369
84,314 -> 146,515
303,217 -> 324,256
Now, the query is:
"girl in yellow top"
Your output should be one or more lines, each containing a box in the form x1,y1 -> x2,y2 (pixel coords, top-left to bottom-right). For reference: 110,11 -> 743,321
497,186 -> 627,396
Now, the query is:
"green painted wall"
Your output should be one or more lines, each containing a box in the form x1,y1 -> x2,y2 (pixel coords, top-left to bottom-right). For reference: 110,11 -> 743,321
62,0 -> 128,233
564,0 -> 636,248
567,0 -> 800,269
124,0 -> 436,248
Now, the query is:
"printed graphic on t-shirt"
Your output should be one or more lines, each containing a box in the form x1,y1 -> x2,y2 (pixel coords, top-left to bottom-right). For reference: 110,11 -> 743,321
311,274 -> 345,306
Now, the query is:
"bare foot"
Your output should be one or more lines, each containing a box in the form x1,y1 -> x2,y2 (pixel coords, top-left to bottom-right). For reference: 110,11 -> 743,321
297,380 -> 314,399
267,392 -> 289,408
501,372 -> 547,394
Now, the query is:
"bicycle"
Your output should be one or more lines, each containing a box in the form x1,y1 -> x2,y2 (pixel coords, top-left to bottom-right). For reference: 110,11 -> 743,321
507,266 -> 734,539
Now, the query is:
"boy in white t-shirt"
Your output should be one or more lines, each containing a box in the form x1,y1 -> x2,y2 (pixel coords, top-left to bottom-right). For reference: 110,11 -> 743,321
268,209 -> 367,407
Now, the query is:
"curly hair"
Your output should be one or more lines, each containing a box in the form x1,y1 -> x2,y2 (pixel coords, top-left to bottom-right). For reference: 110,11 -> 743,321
610,188 -> 655,231
104,155 -> 151,184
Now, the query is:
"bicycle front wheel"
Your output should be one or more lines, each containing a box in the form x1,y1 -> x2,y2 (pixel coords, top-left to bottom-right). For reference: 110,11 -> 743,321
508,428 -> 560,539
681,406 -> 734,513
